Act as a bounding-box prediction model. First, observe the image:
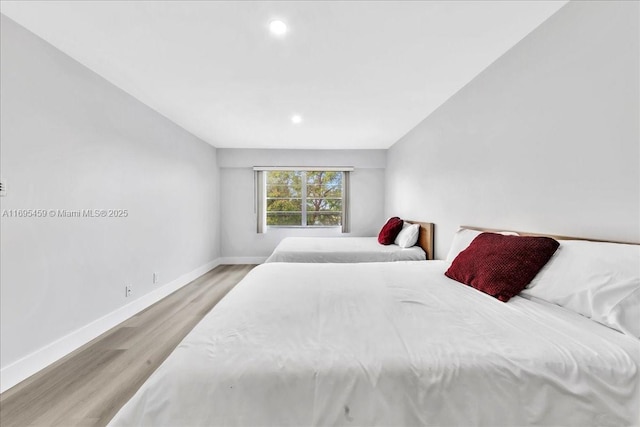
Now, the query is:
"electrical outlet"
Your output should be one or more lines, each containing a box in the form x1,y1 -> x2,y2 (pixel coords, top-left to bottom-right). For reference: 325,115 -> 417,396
153,272 -> 159,284
125,285 -> 132,297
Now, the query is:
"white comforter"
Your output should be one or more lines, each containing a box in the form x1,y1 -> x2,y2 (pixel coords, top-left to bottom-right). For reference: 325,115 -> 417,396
265,237 -> 426,263
110,262 -> 640,426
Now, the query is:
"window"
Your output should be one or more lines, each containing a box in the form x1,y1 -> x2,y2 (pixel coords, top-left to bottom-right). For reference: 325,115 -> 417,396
266,170 -> 343,227
254,167 -> 352,233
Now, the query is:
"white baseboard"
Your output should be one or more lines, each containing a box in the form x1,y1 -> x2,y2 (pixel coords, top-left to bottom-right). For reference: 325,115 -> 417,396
0,258 -> 222,393
219,256 -> 267,264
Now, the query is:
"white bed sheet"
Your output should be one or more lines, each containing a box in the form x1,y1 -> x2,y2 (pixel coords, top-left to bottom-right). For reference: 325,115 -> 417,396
265,237 -> 426,263
110,262 -> 640,427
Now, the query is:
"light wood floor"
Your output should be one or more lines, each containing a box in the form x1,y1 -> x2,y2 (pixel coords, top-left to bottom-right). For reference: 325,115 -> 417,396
0,264 -> 256,427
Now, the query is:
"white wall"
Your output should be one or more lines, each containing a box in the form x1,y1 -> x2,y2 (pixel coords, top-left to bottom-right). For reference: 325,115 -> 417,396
0,16 -> 220,389
386,1 -> 639,259
219,149 -> 386,260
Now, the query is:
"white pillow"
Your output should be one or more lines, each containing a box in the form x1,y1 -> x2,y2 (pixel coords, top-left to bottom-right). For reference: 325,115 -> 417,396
445,228 -> 518,262
395,223 -> 420,248
522,240 -> 640,338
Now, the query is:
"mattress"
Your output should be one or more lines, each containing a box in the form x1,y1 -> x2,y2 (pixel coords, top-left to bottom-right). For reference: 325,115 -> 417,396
264,236 -> 426,263
110,261 -> 640,426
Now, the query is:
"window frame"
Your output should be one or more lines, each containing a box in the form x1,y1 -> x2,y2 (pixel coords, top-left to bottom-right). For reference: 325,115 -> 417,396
254,166 -> 352,233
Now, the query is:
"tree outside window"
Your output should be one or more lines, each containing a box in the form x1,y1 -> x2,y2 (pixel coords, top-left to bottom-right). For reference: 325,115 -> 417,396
266,170 -> 343,227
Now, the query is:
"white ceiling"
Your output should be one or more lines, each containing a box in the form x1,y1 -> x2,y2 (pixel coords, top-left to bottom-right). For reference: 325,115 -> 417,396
0,1 -> 567,149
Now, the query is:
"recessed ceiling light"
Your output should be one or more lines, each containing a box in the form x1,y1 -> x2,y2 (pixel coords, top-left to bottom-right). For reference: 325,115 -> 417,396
269,20 -> 287,36
291,114 -> 302,124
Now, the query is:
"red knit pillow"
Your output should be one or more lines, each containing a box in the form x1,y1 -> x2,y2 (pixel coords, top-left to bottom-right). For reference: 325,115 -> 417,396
378,217 -> 404,245
445,233 -> 559,302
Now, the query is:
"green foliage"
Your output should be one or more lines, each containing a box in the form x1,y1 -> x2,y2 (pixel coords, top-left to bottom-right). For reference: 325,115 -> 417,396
266,171 -> 342,226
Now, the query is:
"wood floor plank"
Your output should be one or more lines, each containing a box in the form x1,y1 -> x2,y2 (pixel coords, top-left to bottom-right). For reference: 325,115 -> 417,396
0,264 -> 256,427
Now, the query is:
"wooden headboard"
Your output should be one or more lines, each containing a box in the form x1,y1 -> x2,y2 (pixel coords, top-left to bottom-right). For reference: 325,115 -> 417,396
406,221 -> 435,260
460,225 -> 639,245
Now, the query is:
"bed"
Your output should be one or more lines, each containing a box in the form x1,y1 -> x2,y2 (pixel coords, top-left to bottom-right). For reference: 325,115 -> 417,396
265,220 -> 435,262
110,228 -> 640,426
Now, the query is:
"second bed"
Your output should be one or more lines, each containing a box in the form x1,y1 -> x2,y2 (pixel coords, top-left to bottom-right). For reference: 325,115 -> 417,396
265,220 -> 434,262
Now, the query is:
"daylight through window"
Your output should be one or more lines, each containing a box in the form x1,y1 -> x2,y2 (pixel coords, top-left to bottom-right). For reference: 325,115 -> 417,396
254,167 -> 351,233
266,170 -> 343,227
